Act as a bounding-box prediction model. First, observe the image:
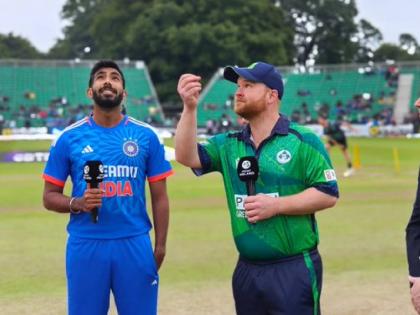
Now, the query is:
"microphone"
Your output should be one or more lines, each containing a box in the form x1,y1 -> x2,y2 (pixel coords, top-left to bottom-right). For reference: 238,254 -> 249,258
237,156 -> 259,196
83,160 -> 105,223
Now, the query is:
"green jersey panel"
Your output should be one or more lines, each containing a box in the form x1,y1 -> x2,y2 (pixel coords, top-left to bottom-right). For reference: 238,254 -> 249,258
196,117 -> 338,260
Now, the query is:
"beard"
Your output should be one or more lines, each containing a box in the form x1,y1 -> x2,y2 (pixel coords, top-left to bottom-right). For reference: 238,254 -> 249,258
92,88 -> 123,110
234,98 -> 265,120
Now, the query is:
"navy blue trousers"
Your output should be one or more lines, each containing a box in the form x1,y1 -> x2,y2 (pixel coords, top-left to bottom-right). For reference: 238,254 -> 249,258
232,249 -> 322,315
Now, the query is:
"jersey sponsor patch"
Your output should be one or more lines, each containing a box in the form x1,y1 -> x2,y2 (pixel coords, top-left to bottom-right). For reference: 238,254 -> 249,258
276,150 -> 292,164
234,193 -> 279,218
324,169 -> 337,181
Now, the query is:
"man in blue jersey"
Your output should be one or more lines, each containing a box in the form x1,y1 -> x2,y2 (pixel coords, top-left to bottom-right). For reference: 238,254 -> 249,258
42,60 -> 173,315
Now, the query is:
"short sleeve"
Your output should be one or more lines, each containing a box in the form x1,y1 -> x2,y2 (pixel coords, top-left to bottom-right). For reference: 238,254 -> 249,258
146,131 -> 173,182
43,134 -> 70,187
192,135 -> 223,176
302,132 -> 339,197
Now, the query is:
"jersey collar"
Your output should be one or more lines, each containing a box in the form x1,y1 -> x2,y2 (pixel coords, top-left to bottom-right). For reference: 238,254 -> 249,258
241,114 -> 290,141
88,114 -> 128,129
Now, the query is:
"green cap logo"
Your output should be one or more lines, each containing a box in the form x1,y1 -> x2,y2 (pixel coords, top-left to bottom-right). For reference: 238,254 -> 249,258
247,62 -> 258,69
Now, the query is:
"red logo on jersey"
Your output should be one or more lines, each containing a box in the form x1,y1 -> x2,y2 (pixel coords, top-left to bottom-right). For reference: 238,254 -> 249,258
100,180 -> 133,197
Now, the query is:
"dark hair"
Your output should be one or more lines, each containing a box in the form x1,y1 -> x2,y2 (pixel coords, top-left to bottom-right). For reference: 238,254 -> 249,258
88,60 -> 125,88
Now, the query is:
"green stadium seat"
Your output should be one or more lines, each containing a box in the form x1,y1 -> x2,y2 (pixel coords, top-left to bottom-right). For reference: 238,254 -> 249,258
197,65 -> 405,126
0,60 -> 164,130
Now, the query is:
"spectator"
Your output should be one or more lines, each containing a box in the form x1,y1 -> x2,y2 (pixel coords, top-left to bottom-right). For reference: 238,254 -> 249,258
290,109 -> 301,123
301,102 -> 312,123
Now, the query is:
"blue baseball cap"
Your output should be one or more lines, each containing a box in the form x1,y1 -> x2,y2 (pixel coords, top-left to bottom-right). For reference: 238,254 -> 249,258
223,61 -> 284,99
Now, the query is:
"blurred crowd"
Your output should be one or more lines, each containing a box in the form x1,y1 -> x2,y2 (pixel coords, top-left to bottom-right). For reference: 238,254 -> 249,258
1,64 -> 420,135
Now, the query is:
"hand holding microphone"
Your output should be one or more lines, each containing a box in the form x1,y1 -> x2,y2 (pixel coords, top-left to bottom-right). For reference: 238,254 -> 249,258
83,160 -> 105,223
237,156 -> 259,196
237,156 -> 279,223
237,156 -> 259,223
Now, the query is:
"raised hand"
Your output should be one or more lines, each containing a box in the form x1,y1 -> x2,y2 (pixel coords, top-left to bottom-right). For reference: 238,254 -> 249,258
177,74 -> 202,110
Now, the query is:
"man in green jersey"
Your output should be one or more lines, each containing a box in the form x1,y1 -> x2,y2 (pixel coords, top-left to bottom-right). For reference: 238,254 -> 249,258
175,61 -> 338,315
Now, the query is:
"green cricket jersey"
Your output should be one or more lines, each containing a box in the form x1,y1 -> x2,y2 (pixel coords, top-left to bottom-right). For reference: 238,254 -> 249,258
195,116 -> 338,261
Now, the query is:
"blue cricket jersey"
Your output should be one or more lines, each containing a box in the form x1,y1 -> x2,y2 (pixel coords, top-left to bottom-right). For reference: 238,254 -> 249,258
43,115 -> 173,239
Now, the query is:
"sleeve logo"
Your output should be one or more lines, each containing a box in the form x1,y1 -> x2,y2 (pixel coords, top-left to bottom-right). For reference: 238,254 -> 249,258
324,169 -> 337,181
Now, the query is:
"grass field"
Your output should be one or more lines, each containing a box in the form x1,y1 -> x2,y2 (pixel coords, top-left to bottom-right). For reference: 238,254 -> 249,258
0,137 -> 419,314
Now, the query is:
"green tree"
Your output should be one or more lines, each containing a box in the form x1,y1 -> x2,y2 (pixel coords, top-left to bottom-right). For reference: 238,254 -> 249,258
278,0 -> 360,65
125,0 -> 293,101
374,43 -> 402,61
50,0 -> 293,102
353,19 -> 383,62
48,0 -> 100,59
0,33 -> 41,59
374,33 -> 420,61
399,33 -> 418,56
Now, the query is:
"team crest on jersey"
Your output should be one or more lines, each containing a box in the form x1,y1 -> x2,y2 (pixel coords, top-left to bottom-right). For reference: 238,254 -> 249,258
276,150 -> 292,164
123,139 -> 139,157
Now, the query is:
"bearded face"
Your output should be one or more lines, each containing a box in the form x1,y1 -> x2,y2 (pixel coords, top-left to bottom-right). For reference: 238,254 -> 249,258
233,79 -> 272,120
234,93 -> 267,120
88,67 -> 125,111
92,82 -> 124,110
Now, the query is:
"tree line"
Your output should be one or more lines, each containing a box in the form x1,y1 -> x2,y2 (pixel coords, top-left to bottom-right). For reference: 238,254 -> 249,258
1,0 -> 419,104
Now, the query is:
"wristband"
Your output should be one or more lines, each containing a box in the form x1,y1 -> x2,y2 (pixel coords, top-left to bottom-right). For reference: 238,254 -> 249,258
69,197 -> 81,214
